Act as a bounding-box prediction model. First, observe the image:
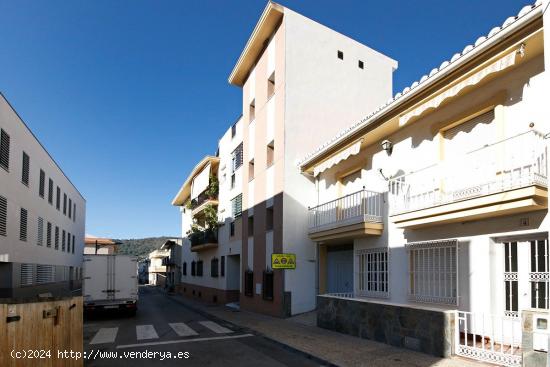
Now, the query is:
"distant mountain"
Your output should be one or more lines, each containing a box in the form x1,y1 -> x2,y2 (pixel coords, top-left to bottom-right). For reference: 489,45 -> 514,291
115,237 -> 174,260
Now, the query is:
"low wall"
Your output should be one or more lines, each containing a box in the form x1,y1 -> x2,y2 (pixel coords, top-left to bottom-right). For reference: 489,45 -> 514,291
317,295 -> 455,357
176,283 -> 239,305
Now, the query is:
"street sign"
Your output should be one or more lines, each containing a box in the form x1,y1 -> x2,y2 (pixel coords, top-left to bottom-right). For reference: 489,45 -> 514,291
271,253 -> 296,269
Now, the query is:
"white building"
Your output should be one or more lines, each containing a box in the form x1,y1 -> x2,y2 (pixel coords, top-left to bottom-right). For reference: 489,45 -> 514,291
0,93 -> 86,299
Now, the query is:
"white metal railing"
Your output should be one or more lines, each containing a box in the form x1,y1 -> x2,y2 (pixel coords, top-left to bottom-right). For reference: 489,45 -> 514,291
389,130 -> 547,215
322,292 -> 356,299
455,311 -> 522,367
308,189 -> 383,231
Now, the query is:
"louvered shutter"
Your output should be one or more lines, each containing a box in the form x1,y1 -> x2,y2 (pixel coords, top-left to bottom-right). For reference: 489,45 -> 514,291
37,217 -> 44,246
21,264 -> 34,286
0,129 -> 10,171
22,152 -> 30,185
19,208 -> 27,241
0,195 -> 7,236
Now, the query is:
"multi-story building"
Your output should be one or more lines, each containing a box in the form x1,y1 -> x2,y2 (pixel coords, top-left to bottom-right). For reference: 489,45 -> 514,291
84,235 -> 119,255
160,239 -> 182,291
173,1 -> 397,316
172,116 -> 244,304
0,92 -> 86,299
148,249 -> 169,287
300,1 -> 548,364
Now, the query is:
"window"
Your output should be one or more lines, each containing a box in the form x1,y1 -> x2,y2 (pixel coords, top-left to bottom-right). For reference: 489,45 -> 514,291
337,50 -> 344,60
231,143 -> 243,172
63,193 -> 67,215
54,226 -> 59,250
244,270 -> 254,297
248,215 -> 254,237
19,208 -> 27,242
197,260 -> 203,277
231,194 -> 242,218
231,121 -> 237,138
183,262 -> 187,276
221,256 -> 225,277
0,195 -> 7,236
407,240 -> 458,305
21,264 -> 34,286
48,179 -> 53,204
0,129 -> 10,171
230,173 -> 236,189
230,222 -> 235,237
358,60 -> 364,69
249,100 -> 255,122
266,207 -> 274,231
47,222 -> 52,248
357,247 -> 389,298
56,186 -> 61,210
72,235 -> 75,253
68,198 -> 72,218
263,270 -> 274,300
36,265 -> 55,284
62,230 -> 66,251
67,232 -> 71,253
39,170 -> 45,198
530,239 -> 549,310
37,217 -> 44,246
191,261 -> 196,276
22,152 -> 30,186
73,203 -> 76,222
211,258 -> 219,277
249,159 -> 255,181
267,72 -> 275,99
266,141 -> 274,167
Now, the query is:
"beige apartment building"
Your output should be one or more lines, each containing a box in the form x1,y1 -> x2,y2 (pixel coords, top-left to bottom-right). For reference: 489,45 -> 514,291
300,1 -> 549,365
84,235 -> 119,255
173,1 -> 397,316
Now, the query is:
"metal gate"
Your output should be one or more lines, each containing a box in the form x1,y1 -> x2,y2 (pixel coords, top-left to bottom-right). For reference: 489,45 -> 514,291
455,311 -> 522,367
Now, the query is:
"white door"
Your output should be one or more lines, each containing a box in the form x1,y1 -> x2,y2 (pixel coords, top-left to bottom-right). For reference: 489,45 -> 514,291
327,249 -> 353,294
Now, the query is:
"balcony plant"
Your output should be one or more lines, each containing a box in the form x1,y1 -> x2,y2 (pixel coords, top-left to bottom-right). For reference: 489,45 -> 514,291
205,174 -> 219,199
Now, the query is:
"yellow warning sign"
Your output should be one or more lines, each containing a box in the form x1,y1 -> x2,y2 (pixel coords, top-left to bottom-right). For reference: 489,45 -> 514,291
271,253 -> 296,269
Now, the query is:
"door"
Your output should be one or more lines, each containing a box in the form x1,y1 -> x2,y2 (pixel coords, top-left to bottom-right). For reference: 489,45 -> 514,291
327,249 -> 353,294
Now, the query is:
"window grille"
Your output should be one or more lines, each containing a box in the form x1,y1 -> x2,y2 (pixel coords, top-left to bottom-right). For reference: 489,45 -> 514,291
231,194 -> 242,218
36,265 -> 55,284
231,143 -> 243,172
356,247 -> 389,298
19,208 -> 27,241
504,241 -> 519,316
39,170 -> 45,198
211,258 -> 219,277
48,179 -> 53,204
530,239 -> 550,310
0,129 -> 10,171
244,270 -> 254,297
47,222 -> 52,247
262,270 -> 274,300
21,264 -> 34,286
37,217 -> 44,246
54,226 -> 59,250
0,195 -> 7,236
407,239 -> 458,305
22,152 -> 29,186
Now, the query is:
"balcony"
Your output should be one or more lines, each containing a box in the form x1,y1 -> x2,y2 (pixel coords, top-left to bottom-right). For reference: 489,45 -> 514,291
149,265 -> 166,273
189,229 -> 218,252
308,189 -> 384,242
388,130 -> 548,228
190,192 -> 219,217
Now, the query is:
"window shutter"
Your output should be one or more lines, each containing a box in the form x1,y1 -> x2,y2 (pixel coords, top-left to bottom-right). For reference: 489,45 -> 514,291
36,265 -> 55,284
47,222 -> 52,247
19,208 -> 27,241
48,179 -> 53,204
39,170 -> 45,198
56,187 -> 61,210
68,198 -> 72,218
37,217 -> 43,246
0,195 -> 7,236
63,194 -> 67,214
21,264 -> 34,286
54,226 -> 59,250
221,256 -> 225,277
22,152 -> 30,186
72,235 -> 75,253
62,230 -> 66,251
0,129 -> 10,171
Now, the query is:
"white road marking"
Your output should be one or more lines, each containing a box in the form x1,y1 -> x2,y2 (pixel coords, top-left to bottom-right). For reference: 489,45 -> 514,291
116,334 -> 253,349
199,321 -> 234,334
136,325 -> 159,340
169,322 -> 199,337
90,327 -> 118,345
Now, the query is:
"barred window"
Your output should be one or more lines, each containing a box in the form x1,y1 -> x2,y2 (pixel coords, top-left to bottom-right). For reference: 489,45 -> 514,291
357,247 -> 389,298
39,170 -> 45,198
0,195 -> 7,236
56,186 -> 60,210
47,222 -> 52,248
19,208 -> 27,242
22,152 -> 30,186
37,217 -> 44,246
407,240 -> 458,305
0,129 -> 10,171
231,143 -> 243,172
21,264 -> 34,286
231,194 -> 242,218
54,226 -> 59,250
48,179 -> 53,204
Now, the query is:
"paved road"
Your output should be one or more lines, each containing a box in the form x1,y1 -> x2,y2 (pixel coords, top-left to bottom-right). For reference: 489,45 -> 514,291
84,286 -> 323,366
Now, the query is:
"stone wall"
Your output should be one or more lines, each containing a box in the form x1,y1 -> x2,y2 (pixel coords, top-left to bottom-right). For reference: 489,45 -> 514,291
317,295 -> 455,357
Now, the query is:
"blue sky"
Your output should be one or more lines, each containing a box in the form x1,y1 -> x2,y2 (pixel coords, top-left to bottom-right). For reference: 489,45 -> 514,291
0,0 -> 533,239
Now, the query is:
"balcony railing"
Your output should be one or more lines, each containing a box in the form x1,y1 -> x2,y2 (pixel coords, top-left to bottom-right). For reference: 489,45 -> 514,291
189,229 -> 218,248
308,189 -> 383,231
388,130 -> 547,215
190,192 -> 218,210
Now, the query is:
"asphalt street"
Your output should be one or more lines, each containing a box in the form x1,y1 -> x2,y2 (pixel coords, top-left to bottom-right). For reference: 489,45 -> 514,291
83,285 -> 324,366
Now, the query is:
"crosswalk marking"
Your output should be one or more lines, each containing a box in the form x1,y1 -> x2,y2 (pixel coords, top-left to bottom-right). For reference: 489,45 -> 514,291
169,322 -> 199,337
198,321 -> 233,334
90,327 -> 118,345
136,325 -> 159,340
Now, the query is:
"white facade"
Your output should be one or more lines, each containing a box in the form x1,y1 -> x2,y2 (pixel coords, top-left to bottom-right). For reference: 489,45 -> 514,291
0,93 -> 85,298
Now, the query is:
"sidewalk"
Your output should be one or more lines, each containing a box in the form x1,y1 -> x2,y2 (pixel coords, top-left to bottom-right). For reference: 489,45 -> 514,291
166,293 -> 491,367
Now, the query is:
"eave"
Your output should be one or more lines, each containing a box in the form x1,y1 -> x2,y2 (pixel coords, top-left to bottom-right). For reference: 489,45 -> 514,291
171,156 -> 220,206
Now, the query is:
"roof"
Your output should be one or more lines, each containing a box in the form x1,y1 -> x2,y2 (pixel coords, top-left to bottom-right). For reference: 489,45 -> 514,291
171,155 -> 220,206
299,0 -> 543,172
160,239 -> 179,250
85,236 -> 120,246
228,1 -> 284,86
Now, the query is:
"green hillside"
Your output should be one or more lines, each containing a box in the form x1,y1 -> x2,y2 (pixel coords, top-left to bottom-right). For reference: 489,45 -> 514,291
115,237 -> 173,260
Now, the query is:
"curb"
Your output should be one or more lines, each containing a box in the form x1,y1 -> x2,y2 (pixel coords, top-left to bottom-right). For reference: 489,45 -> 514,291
162,290 -> 337,367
